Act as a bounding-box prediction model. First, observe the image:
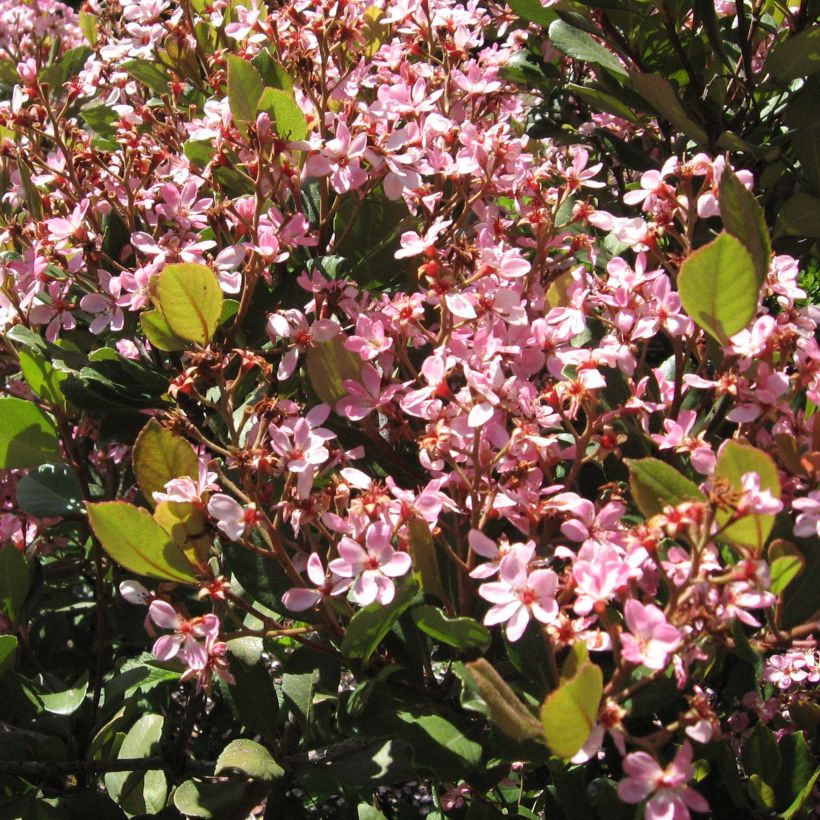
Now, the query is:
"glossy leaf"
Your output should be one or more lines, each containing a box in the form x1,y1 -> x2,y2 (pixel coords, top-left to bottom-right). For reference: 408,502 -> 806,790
719,166 -> 771,288
508,0 -> 557,26
412,605 -> 491,651
226,55 -> 264,123
548,20 -> 627,77
215,739 -> 284,780
38,672 -> 89,715
132,418 -> 198,505
677,232 -> 759,343
768,541 -> 804,595
156,263 -> 223,344
340,577 -> 420,660
122,59 -> 169,96
257,86 -> 309,141
173,780 -> 248,818
629,72 -> 708,144
767,25 -> 820,83
540,662 -> 602,759
18,348 -> 69,412
87,501 -> 198,583
0,397 -> 62,469
714,441 -> 781,550
16,464 -> 84,518
625,457 -> 705,518
775,192 -> 820,238
104,714 -> 166,816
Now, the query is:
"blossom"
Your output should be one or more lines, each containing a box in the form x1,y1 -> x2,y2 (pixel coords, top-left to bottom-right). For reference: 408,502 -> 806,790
153,460 -> 218,505
147,600 -> 219,669
478,553 -> 559,641
620,600 -> 681,670
617,743 -> 709,820
281,552 -> 351,611
206,493 -> 258,541
328,521 -> 412,606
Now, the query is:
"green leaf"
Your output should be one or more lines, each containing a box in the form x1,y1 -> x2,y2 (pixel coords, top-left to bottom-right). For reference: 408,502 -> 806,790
625,457 -> 705,518
566,83 -> 639,123
407,519 -> 448,603
251,49 -> 293,91
394,710 -> 483,773
793,123 -> 820,192
156,262 -> 223,344
412,605 -> 491,652
18,348 -> 68,413
16,464 -> 84,518
742,722 -> 781,785
215,739 -> 284,781
775,192 -> 820,239
357,805 -> 388,820
465,658 -> 542,741
153,500 -> 212,568
719,166 -> 771,288
0,397 -> 62,469
0,635 -> 18,679
173,780 -> 248,818
40,46 -> 91,93
714,441 -> 781,550
257,86 -> 308,141
140,308 -> 189,351
79,11 -> 98,46
341,577 -> 420,660
678,232 -> 759,344
0,546 -> 29,628
781,766 -> 820,819
508,0 -> 558,26
104,714 -> 166,817
132,418 -> 198,505
38,672 -> 88,716
306,335 -> 363,406
540,662 -> 603,759
775,731 -> 814,812
629,72 -> 708,144
769,542 -> 805,595
87,501 -> 198,583
122,59 -> 169,96
767,25 -> 820,83
184,139 -> 214,168
221,657 -> 279,743
548,20 -> 627,77
748,774 -> 775,810
227,55 -> 264,124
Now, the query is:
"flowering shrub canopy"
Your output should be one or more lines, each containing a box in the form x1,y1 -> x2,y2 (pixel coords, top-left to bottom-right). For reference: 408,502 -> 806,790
0,0 -> 818,817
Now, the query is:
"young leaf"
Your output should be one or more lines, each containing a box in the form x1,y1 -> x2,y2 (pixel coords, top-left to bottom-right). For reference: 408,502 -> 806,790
257,87 -> 308,141
156,263 -> 223,344
140,309 -> 189,351
0,397 -> 62,469
87,501 -> 199,583
132,418 -> 198,504
625,457 -> 705,518
465,658 -> 543,741
227,55 -> 264,124
677,232 -> 759,344
306,335 -> 362,406
714,441 -> 781,550
540,662 -> 603,759
719,166 -> 771,288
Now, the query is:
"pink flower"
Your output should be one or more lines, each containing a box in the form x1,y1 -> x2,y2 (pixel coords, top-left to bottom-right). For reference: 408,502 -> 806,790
344,315 -> 393,361
328,521 -> 412,606
281,552 -> 351,611
478,553 -> 559,641
617,743 -> 709,820
306,122 -> 368,193
737,472 -> 782,516
650,410 -> 716,474
792,492 -> 820,538
620,600 -> 681,670
206,493 -> 258,541
148,600 -> 219,669
152,460 -> 218,505
336,364 -> 404,421
269,413 -> 332,473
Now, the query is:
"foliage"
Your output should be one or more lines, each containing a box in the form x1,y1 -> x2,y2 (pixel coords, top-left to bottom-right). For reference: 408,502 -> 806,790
0,0 -> 817,817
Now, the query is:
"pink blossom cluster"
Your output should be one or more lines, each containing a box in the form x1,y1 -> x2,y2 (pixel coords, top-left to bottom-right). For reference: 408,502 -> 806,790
0,0 -> 817,812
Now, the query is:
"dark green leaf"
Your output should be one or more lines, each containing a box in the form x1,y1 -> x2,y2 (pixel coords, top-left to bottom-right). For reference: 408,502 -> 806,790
629,72 -> 708,144
341,577 -> 420,660
17,464 -> 84,518
122,59 -> 170,96
548,20 -> 627,77
173,780 -> 248,819
0,635 -> 17,679
412,605 -> 490,651
775,192 -> 820,238
0,397 -> 62,470
625,457 -> 705,517
215,739 -> 284,781
767,26 -> 820,83
742,722 -> 781,786
0,546 -> 29,628
508,0 -> 558,26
